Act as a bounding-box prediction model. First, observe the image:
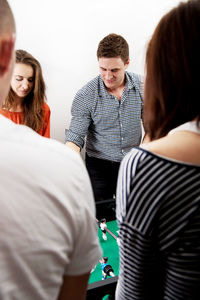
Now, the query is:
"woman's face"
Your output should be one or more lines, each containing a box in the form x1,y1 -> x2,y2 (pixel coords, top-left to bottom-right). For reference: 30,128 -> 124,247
11,63 -> 34,99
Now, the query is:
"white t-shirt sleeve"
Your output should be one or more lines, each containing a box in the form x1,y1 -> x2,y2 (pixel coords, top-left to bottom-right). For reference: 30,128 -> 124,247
64,170 -> 102,275
66,208 -> 102,275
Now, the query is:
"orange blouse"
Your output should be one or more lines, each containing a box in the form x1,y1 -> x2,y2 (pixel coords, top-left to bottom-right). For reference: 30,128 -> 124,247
0,102 -> 51,138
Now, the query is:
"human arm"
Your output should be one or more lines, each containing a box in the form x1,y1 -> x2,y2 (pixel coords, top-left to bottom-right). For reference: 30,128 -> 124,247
136,76 -> 153,143
139,77 -> 148,142
58,273 -> 90,300
59,155 -> 102,291
65,90 -> 92,150
65,141 -> 81,153
116,149 -> 158,299
134,74 -> 147,144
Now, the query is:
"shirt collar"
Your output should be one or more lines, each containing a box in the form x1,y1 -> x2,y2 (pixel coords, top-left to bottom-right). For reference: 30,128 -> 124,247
98,71 -> 135,97
99,76 -> 109,97
125,72 -> 135,91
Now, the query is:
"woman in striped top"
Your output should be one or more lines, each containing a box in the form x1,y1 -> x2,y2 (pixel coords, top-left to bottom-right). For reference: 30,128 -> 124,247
116,1 -> 200,299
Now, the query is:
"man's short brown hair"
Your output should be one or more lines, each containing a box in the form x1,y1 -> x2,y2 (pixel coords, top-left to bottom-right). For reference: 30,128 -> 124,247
97,33 -> 129,64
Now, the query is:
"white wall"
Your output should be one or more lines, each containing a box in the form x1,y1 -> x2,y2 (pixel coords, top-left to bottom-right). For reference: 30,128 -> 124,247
8,0 -> 182,143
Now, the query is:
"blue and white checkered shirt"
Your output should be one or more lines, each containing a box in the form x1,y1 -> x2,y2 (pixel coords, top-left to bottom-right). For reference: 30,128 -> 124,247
65,71 -> 143,162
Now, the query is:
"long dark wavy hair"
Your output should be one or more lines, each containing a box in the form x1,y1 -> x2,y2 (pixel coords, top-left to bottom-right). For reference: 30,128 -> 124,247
4,49 -> 46,132
144,0 -> 200,140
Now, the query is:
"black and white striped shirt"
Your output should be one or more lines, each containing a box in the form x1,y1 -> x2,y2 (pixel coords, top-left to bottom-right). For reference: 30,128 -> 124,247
65,72 -> 143,162
116,147 -> 200,299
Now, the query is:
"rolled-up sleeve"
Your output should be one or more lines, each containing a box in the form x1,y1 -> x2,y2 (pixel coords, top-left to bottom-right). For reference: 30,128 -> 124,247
65,90 -> 92,149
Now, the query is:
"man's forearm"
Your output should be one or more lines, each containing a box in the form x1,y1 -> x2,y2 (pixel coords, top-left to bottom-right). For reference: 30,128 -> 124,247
65,141 -> 81,153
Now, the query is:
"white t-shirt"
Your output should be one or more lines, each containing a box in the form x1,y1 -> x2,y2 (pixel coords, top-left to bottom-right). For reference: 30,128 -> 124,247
0,116 -> 102,300
169,120 -> 200,135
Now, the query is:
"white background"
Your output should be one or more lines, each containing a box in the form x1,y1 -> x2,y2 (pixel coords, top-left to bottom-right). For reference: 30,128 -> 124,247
9,0 -> 183,143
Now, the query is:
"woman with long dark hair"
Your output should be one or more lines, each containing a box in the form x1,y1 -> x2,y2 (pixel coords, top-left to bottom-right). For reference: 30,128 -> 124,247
116,1 -> 200,299
0,49 -> 50,137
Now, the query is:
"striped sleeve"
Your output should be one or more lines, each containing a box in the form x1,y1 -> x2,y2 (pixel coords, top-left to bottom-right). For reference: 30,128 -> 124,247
116,148 -> 144,223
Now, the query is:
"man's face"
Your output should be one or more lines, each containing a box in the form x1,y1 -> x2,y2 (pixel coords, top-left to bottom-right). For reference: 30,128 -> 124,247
98,56 -> 129,90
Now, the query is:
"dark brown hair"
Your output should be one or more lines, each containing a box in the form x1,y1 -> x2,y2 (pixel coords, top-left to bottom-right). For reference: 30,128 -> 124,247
144,0 -> 200,140
97,33 -> 129,64
4,49 -> 46,132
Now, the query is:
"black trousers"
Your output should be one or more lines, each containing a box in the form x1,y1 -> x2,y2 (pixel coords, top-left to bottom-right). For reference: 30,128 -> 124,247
85,154 -> 120,203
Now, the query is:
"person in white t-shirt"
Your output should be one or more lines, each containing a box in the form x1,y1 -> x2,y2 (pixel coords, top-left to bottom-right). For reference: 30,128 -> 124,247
0,1 -> 102,300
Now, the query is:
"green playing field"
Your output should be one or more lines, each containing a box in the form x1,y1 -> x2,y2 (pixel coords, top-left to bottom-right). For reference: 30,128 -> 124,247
89,220 -> 119,284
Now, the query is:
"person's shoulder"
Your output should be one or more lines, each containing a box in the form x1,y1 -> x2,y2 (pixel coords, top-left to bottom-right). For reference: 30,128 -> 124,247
2,120 -> 93,207
142,133 -> 200,166
129,146 -> 146,159
0,117 -> 81,166
126,72 -> 144,98
76,75 -> 100,97
126,72 -> 144,85
0,108 -> 16,117
0,108 -> 8,117
43,102 -> 50,112
27,130 -> 81,165
120,147 -> 147,172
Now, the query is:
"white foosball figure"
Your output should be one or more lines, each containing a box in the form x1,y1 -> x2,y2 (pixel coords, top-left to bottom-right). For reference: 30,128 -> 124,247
100,218 -> 107,241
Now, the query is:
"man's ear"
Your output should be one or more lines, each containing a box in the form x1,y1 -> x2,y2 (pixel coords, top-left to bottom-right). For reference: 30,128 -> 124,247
125,59 -> 130,69
0,36 -> 15,77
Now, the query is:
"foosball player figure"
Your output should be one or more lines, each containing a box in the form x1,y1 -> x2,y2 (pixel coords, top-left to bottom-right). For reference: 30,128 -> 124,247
100,218 -> 107,240
100,257 -> 115,280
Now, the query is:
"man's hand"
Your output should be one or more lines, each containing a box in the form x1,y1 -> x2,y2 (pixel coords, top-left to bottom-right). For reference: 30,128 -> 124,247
65,142 -> 81,153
